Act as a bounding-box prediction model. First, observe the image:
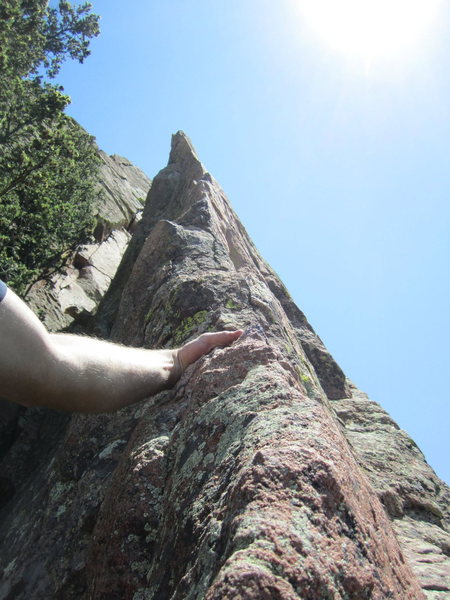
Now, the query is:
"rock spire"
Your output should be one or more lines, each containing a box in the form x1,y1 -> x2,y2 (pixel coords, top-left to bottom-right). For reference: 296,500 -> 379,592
0,132 -> 448,599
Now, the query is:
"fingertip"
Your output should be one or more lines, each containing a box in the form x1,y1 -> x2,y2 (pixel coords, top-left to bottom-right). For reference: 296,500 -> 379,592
230,329 -> 244,342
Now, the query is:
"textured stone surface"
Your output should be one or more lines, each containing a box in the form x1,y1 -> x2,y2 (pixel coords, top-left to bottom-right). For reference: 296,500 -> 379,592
0,132 -> 447,599
332,384 -> 450,598
25,150 -> 151,332
96,151 -> 150,231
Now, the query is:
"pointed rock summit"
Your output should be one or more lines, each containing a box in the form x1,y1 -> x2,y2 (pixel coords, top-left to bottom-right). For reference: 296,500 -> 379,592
0,133 -> 448,599
168,130 -> 203,165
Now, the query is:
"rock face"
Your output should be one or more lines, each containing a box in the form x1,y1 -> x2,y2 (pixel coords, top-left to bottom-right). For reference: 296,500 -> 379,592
0,132 -> 449,599
25,151 -> 151,332
333,386 -> 450,598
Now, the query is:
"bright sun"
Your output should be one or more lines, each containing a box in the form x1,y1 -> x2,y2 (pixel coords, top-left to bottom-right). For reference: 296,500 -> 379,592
298,0 -> 442,61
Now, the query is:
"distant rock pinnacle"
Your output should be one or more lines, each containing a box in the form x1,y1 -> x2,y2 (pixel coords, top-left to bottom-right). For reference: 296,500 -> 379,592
168,130 -> 202,166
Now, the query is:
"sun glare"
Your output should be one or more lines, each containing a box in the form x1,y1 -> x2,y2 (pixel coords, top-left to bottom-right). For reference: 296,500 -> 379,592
298,0 -> 442,61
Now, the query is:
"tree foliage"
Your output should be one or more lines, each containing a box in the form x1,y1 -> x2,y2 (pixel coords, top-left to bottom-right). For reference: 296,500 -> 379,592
0,1 -> 101,295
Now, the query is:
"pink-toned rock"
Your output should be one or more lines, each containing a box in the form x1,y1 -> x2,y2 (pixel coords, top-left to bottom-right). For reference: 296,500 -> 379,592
0,132 -> 446,599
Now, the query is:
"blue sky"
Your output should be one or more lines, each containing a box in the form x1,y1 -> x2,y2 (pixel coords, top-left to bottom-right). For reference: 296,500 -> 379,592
57,0 -> 450,483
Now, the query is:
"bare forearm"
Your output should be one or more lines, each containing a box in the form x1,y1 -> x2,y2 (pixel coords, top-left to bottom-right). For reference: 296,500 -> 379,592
46,334 -> 181,412
0,289 -> 181,412
0,287 -> 242,412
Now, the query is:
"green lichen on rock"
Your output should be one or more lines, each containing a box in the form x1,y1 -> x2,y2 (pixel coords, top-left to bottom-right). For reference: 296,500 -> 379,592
225,299 -> 241,310
300,372 -> 315,398
144,309 -> 154,324
173,310 -> 208,345
284,340 -> 294,355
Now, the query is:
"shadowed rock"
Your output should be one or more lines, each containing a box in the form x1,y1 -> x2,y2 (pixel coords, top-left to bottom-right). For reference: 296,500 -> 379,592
25,149 -> 151,333
0,132 -> 448,599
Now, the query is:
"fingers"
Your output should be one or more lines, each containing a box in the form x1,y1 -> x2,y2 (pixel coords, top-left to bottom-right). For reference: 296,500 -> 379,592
178,329 -> 243,371
199,330 -> 244,352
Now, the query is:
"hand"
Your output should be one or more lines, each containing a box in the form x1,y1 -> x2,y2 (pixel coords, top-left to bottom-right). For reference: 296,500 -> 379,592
178,330 -> 243,371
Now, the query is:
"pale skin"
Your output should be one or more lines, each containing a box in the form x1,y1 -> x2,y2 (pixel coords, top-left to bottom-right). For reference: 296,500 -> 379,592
0,287 -> 243,413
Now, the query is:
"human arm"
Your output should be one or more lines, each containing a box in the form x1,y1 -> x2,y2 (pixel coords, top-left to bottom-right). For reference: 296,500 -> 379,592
0,287 -> 242,412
